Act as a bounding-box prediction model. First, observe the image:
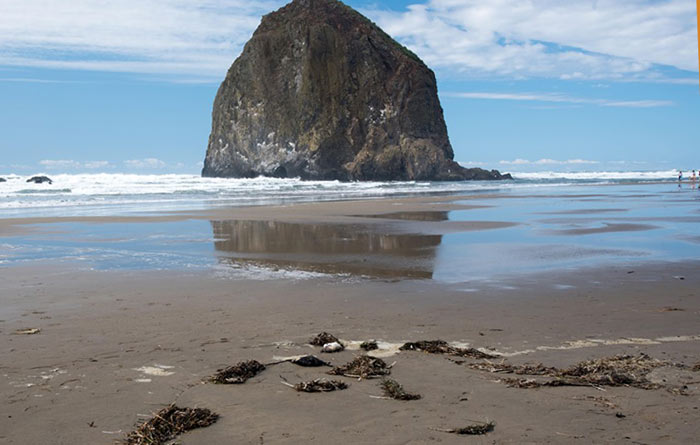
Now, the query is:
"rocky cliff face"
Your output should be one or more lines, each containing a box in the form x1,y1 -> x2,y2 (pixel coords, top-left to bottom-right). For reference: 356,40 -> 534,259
202,0 -> 509,181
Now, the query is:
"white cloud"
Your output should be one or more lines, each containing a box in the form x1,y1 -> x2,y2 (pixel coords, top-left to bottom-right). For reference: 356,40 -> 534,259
83,161 -> 110,169
39,159 -> 111,169
39,159 -> 81,169
370,0 -> 698,81
500,158 -> 600,165
0,0 -> 284,79
0,0 -> 695,82
446,91 -> 673,108
124,158 -> 167,169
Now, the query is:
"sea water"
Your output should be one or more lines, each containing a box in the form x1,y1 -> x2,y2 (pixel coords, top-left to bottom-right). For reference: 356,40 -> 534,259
0,170 -> 682,217
1,171 -> 698,284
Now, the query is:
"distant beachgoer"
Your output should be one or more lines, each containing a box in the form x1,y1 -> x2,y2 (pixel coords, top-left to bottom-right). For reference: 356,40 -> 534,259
678,171 -> 682,182
692,170 -> 697,181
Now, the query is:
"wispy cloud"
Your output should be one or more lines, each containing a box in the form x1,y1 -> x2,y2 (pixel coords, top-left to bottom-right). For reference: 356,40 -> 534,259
0,77 -> 81,83
370,0 -> 698,81
124,158 -> 167,169
0,0 -> 284,79
445,92 -> 673,108
0,0 -> 695,82
39,159 -> 111,169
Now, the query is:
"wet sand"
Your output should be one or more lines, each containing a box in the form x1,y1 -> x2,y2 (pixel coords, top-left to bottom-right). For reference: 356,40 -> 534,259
1,191 -> 700,444
1,262 -> 699,444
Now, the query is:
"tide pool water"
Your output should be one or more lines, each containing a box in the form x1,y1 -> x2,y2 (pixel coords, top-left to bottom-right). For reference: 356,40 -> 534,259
1,180 -> 698,285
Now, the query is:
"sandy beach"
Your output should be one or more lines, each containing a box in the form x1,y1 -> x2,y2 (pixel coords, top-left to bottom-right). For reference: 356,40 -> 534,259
1,188 -> 700,444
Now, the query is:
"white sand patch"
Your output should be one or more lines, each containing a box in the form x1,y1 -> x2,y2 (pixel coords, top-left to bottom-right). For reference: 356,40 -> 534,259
133,365 -> 175,377
344,340 -> 405,358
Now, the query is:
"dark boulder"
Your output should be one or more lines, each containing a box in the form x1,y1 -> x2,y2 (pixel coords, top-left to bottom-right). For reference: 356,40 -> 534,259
202,0 -> 509,181
26,176 -> 53,184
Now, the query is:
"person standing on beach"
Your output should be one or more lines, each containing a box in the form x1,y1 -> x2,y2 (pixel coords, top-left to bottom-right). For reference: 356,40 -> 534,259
678,171 -> 683,182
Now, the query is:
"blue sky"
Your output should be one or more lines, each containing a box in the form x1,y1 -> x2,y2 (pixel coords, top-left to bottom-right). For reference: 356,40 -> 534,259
0,0 -> 698,175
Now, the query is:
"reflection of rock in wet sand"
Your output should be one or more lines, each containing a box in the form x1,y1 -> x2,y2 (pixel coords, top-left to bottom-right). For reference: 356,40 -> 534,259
359,211 -> 450,222
211,220 -> 442,279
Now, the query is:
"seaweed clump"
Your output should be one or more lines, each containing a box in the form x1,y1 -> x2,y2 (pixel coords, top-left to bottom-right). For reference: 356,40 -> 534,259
557,353 -> 666,388
360,340 -> 379,351
310,332 -> 341,346
125,404 -> 219,445
210,360 -> 265,384
433,421 -> 495,436
380,378 -> 421,400
472,354 -> 671,390
400,340 -> 497,359
467,362 -> 556,375
291,379 -> 348,393
290,355 -> 331,367
328,355 -> 391,379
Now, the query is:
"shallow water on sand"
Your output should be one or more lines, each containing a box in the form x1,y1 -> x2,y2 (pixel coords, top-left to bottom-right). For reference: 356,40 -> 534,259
1,183 -> 698,283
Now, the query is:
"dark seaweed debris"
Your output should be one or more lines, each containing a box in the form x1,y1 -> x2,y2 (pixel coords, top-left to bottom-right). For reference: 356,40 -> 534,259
434,421 -> 495,436
328,355 -> 391,379
360,340 -> 379,351
292,379 -> 348,393
400,340 -> 497,359
310,332 -> 341,346
380,378 -> 421,400
210,360 -> 265,384
467,362 -> 556,375
291,355 -> 331,367
475,354 -> 670,390
125,404 -> 218,445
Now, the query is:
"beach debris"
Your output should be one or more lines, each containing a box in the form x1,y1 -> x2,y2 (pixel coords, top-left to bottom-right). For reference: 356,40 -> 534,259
432,421 -> 495,435
291,355 -> 331,367
660,307 -> 685,312
400,340 -> 497,359
125,404 -> 218,445
328,355 -> 392,379
475,354 -> 672,390
310,332 -> 341,346
283,378 -> 348,393
692,363 -> 700,372
321,342 -> 344,353
14,328 -> 41,335
467,361 -> 556,375
360,340 -> 379,351
615,412 -> 626,418
380,378 -> 421,401
210,360 -> 265,384
310,332 -> 345,353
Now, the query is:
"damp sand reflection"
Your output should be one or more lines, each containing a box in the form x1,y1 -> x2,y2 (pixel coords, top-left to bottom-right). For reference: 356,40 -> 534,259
211,219 -> 442,279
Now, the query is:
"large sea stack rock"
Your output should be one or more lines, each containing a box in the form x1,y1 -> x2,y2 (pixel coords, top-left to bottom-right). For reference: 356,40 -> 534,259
202,0 -> 509,181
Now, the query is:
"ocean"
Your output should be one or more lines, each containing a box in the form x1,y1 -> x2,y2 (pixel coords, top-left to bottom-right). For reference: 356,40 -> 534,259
2,170 -> 698,283
0,170 -> 683,217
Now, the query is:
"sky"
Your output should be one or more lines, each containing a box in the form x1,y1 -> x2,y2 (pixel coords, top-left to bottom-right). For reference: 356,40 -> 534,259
0,0 -> 698,175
